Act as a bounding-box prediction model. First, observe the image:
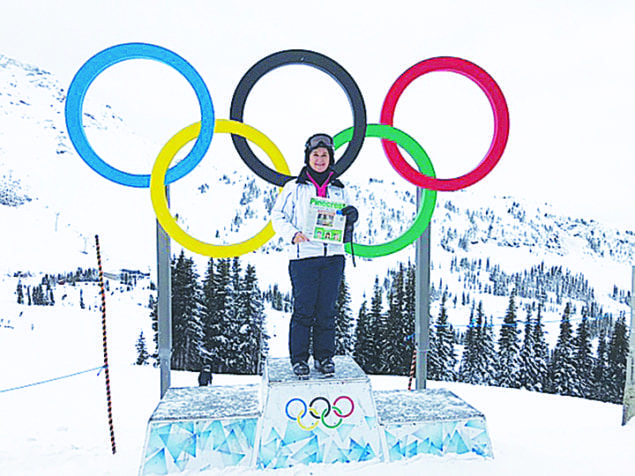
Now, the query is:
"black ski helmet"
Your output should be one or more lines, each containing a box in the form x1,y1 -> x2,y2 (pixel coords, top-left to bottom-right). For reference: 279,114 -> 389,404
304,133 -> 335,166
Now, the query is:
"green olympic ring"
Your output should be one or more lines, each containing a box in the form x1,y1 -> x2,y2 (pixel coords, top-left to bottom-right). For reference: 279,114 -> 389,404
321,405 -> 344,429
333,124 -> 437,258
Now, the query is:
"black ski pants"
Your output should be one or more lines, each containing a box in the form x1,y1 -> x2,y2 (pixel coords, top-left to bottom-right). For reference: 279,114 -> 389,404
288,255 -> 345,365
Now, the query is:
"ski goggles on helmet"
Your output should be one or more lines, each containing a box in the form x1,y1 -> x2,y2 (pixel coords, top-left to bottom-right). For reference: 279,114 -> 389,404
305,133 -> 334,150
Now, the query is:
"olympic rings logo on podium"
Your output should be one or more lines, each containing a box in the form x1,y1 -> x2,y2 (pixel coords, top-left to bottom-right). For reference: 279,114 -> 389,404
65,43 -> 509,259
285,396 -> 355,431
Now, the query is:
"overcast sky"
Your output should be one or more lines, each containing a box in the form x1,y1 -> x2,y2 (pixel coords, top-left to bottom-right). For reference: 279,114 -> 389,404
2,0 -> 634,227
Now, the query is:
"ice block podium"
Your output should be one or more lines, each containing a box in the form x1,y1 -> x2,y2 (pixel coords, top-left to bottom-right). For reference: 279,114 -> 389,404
139,355 -> 492,474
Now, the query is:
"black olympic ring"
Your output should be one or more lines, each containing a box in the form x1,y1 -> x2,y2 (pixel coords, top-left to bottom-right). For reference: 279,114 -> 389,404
308,396 -> 331,419
230,49 -> 367,187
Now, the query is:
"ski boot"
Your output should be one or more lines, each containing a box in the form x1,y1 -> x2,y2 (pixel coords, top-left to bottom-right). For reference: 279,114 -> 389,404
314,357 -> 335,377
293,361 -> 310,380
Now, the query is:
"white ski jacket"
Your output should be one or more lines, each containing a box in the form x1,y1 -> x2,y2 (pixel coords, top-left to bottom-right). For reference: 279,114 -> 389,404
271,171 -> 350,261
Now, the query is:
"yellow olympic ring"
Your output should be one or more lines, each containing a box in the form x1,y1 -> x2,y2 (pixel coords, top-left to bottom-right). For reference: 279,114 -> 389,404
297,409 -> 319,431
150,119 -> 290,257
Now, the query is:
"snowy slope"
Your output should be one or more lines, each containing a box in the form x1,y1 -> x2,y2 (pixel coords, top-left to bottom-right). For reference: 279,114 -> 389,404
0,275 -> 634,476
2,51 -> 634,352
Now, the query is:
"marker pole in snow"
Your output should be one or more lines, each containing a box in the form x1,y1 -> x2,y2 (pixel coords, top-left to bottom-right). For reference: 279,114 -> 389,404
95,235 -> 117,455
622,265 -> 635,425
407,347 -> 417,391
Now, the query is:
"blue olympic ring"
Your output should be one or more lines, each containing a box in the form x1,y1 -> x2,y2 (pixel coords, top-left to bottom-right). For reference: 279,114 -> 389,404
64,43 -> 215,188
285,397 -> 308,421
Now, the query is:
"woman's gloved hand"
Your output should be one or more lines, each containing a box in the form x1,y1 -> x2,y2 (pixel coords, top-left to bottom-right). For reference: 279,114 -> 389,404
340,205 -> 359,243
340,205 -> 359,223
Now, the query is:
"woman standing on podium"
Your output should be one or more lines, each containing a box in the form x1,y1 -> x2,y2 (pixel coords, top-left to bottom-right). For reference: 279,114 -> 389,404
271,133 -> 358,379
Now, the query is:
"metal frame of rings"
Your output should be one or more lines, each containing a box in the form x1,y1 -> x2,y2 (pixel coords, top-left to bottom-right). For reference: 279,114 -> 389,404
64,43 -> 510,259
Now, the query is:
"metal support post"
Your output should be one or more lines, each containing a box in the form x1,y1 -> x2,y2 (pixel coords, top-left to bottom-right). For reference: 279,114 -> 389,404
157,186 -> 172,398
415,187 -> 431,390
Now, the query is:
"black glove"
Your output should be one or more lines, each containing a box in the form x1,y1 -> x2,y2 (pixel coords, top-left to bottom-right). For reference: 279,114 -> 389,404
340,206 -> 358,243
341,205 -> 359,223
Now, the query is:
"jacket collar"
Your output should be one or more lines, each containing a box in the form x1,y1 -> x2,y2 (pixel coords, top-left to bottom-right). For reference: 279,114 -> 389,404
295,166 -> 344,188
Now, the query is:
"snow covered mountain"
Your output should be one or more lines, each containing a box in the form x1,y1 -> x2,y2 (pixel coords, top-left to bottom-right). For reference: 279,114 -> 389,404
0,52 -> 160,272
2,53 -> 635,476
1,52 -> 634,331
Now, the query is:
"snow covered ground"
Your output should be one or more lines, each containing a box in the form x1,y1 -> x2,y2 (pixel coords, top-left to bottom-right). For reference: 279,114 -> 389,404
1,275 -> 634,476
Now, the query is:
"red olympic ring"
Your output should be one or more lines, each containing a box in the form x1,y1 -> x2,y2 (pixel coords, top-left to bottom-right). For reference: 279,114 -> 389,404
380,56 -> 510,191
332,395 -> 355,418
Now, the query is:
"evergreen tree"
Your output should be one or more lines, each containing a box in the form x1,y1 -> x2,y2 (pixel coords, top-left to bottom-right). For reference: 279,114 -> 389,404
591,328 -> 610,401
214,257 -> 232,306
382,265 -> 408,374
464,301 -> 497,386
271,284 -> 283,311
459,303 -> 478,383
497,290 -> 521,388
235,263 -> 268,374
574,307 -> 594,398
45,280 -> 55,306
16,280 -> 24,304
531,304 -> 550,392
606,315 -> 629,404
519,305 -> 539,390
202,258 -> 216,316
366,278 -> 385,373
32,284 -> 44,306
481,316 -> 498,386
135,330 -> 150,365
334,274 -> 354,356
170,250 -> 205,372
550,302 -> 581,396
223,257 -> 244,373
353,298 -> 374,373
200,257 -> 215,369
202,258 -> 230,373
231,257 -> 242,300
430,292 -> 456,381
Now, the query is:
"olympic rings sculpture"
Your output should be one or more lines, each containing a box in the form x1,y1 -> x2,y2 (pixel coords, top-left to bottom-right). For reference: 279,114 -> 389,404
285,396 -> 355,431
65,42 -> 509,258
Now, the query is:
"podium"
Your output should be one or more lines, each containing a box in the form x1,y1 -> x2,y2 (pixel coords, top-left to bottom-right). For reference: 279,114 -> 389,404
139,356 -> 492,474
